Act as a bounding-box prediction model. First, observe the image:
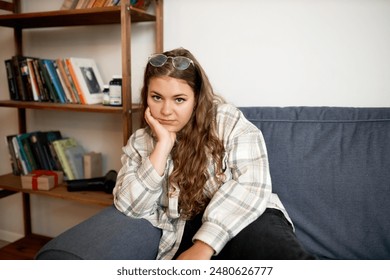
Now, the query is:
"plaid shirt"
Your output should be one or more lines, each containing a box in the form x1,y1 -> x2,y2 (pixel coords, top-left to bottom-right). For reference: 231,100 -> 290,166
113,103 -> 291,260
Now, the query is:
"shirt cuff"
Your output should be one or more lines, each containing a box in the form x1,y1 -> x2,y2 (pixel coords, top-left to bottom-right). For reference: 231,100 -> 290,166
193,221 -> 230,255
136,157 -> 165,190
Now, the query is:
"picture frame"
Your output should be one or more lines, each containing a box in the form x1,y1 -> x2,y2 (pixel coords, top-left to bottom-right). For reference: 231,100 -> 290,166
67,57 -> 104,104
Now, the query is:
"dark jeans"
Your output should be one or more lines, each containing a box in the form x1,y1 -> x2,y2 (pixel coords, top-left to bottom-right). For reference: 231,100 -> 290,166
174,208 -> 315,260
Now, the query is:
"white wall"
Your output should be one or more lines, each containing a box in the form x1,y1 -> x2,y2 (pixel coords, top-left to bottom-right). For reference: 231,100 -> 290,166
1,0 -> 390,241
164,0 -> 390,107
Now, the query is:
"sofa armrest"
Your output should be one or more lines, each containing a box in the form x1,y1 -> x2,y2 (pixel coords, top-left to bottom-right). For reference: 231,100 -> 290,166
36,205 -> 161,260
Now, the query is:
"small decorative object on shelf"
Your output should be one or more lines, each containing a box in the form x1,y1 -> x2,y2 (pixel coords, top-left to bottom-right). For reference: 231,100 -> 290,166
83,151 -> 103,178
108,75 -> 122,106
21,170 -> 64,191
102,85 -> 110,105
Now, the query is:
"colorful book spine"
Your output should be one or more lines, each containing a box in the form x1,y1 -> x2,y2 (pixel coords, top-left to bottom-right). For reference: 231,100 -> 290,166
41,59 -> 67,103
12,136 -> 28,175
5,135 -> 21,175
52,139 -> 75,180
65,58 -> 87,104
4,59 -> 20,100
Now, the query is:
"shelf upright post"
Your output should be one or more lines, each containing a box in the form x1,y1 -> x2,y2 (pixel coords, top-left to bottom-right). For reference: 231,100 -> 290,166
10,0 -> 33,237
121,0 -> 132,145
155,0 -> 164,53
11,0 -> 26,134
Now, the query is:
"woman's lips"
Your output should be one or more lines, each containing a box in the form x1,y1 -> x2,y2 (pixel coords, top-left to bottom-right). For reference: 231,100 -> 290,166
158,119 -> 176,125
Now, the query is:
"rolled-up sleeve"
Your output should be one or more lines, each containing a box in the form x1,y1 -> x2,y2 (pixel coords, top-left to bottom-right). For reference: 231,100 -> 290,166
113,130 -> 165,219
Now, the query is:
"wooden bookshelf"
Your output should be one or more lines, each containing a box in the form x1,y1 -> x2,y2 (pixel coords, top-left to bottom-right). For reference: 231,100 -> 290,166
0,1 -> 163,143
0,0 -> 163,259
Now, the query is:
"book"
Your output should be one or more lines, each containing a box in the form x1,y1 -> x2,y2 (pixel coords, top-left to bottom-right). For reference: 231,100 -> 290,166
4,59 -> 20,100
83,152 -> 102,178
45,131 -> 64,171
109,0 -> 121,6
12,136 -> 28,175
56,58 -> 79,103
52,138 -> 85,180
14,133 -> 39,174
86,0 -> 97,8
29,132 -> 47,170
60,0 -> 80,10
21,133 -> 39,171
65,144 -> 85,179
10,56 -> 28,101
66,57 -> 104,104
41,59 -> 67,103
30,131 -> 55,170
54,60 -> 74,103
18,57 -> 34,101
5,135 -> 21,175
5,55 -> 105,104
9,56 -> 25,101
65,58 -> 87,104
6,131 -> 64,176
75,0 -> 90,9
92,0 -> 107,8
52,138 -> 75,180
32,59 -> 50,101
38,59 -> 60,102
26,58 -> 40,101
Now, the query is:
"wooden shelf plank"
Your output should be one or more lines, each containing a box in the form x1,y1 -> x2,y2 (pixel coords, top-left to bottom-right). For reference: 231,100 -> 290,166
0,6 -> 156,28
0,0 -> 14,12
0,173 -> 113,207
0,100 -> 142,114
0,234 -> 51,260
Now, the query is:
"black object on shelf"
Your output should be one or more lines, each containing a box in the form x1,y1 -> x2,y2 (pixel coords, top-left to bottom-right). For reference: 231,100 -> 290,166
66,170 -> 117,194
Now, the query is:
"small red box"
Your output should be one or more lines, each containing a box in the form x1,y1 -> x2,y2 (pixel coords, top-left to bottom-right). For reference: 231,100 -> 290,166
21,170 -> 64,191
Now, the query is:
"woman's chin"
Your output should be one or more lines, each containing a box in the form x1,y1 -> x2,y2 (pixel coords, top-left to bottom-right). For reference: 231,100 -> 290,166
162,125 -> 179,133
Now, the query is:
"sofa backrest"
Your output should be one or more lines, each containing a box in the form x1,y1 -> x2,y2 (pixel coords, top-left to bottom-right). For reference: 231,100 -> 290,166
240,107 -> 390,259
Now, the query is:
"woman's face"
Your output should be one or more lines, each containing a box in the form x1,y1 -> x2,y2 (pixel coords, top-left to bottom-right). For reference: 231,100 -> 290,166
147,76 -> 196,133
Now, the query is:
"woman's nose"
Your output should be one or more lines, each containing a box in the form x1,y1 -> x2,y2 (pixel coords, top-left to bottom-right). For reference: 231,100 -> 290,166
161,101 -> 172,116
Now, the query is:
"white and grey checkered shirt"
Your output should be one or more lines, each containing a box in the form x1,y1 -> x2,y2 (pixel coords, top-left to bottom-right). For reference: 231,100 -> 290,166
113,103 -> 291,260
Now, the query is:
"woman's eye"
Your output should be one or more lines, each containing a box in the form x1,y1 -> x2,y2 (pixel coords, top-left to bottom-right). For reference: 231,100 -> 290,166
176,98 -> 185,103
152,95 -> 161,101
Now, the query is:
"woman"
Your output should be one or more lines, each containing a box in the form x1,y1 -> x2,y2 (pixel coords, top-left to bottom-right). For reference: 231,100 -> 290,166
113,48 -> 313,260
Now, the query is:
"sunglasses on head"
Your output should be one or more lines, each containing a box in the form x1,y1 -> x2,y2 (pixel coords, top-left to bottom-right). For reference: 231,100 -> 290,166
148,54 -> 194,70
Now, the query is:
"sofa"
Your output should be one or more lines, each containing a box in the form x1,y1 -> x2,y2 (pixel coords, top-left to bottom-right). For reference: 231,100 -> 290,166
36,106 -> 390,260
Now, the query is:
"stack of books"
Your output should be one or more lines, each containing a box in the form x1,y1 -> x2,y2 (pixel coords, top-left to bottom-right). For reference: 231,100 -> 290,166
4,56 -> 105,105
5,132 -> 102,180
60,0 -> 151,10
60,0 -> 121,10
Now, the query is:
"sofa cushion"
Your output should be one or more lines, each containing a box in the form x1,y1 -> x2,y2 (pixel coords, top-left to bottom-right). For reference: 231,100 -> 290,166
240,107 -> 390,259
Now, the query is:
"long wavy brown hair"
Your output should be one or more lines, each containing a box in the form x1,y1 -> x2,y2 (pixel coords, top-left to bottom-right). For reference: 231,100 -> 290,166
140,48 -> 225,219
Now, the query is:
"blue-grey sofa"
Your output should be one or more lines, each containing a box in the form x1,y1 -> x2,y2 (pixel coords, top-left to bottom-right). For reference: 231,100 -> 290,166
36,106 -> 390,260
